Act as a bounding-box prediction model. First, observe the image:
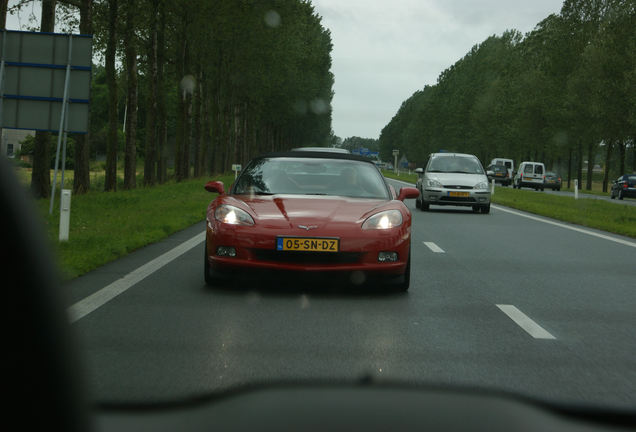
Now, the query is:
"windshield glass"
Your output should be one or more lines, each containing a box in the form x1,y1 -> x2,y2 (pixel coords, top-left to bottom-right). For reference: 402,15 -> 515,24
233,157 -> 390,199
7,0 -> 636,421
427,156 -> 484,174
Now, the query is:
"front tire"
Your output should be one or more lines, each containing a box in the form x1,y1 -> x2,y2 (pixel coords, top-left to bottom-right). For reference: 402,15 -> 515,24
420,202 -> 429,211
481,204 -> 490,214
395,250 -> 411,292
619,190 -> 624,200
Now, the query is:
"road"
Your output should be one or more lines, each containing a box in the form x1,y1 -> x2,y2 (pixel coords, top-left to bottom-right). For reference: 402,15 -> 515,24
67,178 -> 636,412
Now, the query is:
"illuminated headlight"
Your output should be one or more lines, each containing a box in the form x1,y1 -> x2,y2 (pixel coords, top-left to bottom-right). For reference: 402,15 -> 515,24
215,205 -> 255,226
475,182 -> 488,190
426,178 -> 442,188
378,251 -> 398,262
362,210 -> 403,230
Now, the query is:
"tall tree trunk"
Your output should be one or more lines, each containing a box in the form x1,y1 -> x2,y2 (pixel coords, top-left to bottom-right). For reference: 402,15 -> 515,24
104,0 -> 118,191
576,140 -> 582,190
566,146 -> 572,189
31,0 -> 56,199
585,141 -> 595,190
0,0 -> 8,28
143,0 -> 158,186
73,0 -> 93,194
602,140 -> 614,192
155,0 -> 167,183
192,67 -> 202,178
618,140 -> 625,176
123,0 -> 137,190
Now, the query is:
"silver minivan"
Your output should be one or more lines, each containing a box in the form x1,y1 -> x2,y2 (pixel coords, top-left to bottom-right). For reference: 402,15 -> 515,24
415,153 -> 491,213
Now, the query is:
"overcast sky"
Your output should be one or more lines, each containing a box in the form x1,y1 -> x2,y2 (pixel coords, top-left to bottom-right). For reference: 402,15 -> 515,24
310,0 -> 564,140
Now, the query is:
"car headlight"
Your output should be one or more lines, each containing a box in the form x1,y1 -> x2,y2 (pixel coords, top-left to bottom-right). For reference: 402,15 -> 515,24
362,210 -> 403,230
475,181 -> 488,190
426,178 -> 442,188
214,205 -> 255,226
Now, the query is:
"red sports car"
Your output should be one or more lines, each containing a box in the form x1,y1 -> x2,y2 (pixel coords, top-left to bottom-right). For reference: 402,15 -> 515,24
204,151 -> 419,290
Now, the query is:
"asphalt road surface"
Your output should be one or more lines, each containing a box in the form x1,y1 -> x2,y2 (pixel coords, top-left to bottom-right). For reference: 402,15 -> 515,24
67,178 -> 636,412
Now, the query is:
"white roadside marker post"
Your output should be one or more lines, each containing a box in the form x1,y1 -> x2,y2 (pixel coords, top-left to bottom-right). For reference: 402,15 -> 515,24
491,179 -> 495,195
59,189 -> 71,241
574,179 -> 578,200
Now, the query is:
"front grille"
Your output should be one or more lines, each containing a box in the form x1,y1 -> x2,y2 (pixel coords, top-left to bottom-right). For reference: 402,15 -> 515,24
252,249 -> 362,264
439,196 -> 476,203
443,185 -> 473,190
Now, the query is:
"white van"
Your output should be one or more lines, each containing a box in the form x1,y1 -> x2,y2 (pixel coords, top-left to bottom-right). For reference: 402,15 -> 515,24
513,161 -> 546,191
489,158 -> 514,181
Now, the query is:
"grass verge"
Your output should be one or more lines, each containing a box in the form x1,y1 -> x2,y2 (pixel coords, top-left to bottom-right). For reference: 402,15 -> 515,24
491,187 -> 636,239
381,169 -> 418,184
32,174 -> 234,280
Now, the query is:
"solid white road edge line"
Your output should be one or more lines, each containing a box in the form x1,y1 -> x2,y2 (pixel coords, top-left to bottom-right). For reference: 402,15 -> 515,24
423,241 -> 445,253
68,231 -> 206,323
496,304 -> 556,340
491,205 -> 636,249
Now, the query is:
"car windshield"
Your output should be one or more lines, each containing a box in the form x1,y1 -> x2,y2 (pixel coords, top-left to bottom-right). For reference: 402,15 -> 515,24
427,156 -> 484,174
7,0 -> 636,423
233,157 -> 390,199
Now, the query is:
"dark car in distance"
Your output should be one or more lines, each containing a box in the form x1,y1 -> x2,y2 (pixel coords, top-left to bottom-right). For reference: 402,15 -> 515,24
610,174 -> 636,200
486,164 -> 511,186
544,172 -> 561,191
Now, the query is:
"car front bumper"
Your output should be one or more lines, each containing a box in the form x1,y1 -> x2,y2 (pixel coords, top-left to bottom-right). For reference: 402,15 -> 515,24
421,188 -> 491,207
206,225 -> 410,277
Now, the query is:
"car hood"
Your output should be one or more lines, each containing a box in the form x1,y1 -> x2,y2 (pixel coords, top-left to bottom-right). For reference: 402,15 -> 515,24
425,172 -> 487,186
224,195 -> 390,229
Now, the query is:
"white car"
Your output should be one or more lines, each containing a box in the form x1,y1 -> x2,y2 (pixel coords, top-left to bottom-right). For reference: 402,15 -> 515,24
513,162 -> 546,191
415,153 -> 491,213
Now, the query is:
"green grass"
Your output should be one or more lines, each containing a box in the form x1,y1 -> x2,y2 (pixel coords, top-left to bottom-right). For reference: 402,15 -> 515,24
32,174 -> 234,280
381,169 -> 418,184
491,187 -> 636,238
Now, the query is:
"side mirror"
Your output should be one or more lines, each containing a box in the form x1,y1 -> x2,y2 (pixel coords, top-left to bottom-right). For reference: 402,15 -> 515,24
205,180 -> 225,195
398,187 -> 420,201
414,168 -> 424,174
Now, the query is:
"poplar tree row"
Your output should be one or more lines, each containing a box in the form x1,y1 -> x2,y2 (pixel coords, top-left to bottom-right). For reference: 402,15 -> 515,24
6,0 -> 334,196
379,0 -> 635,191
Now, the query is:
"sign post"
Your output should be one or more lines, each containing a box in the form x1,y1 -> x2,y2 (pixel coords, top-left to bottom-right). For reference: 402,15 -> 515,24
0,30 -> 92,241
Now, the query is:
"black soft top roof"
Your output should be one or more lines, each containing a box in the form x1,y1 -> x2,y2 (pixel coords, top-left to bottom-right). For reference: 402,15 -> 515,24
254,151 -> 375,163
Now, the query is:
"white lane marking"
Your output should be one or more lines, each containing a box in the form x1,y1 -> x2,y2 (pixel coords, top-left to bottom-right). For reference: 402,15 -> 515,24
496,304 -> 556,340
491,205 -> 636,249
68,231 -> 206,323
423,241 -> 445,253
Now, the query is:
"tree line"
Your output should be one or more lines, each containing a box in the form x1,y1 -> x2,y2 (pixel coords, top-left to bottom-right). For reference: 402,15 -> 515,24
4,0 -> 334,196
379,0 -> 635,191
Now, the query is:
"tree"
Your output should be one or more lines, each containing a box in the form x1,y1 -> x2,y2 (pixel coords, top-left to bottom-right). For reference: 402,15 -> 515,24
30,0 -> 56,199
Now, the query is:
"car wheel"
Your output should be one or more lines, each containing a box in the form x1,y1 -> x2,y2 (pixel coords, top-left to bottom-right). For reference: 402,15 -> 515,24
395,249 -> 410,292
415,194 -> 422,209
472,205 -> 480,213
481,204 -> 490,214
420,202 -> 429,211
618,190 -> 624,200
540,187 -> 544,191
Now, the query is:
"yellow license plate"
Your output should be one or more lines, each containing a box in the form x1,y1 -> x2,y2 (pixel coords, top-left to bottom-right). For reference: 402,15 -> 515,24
276,237 -> 339,252
448,191 -> 469,197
